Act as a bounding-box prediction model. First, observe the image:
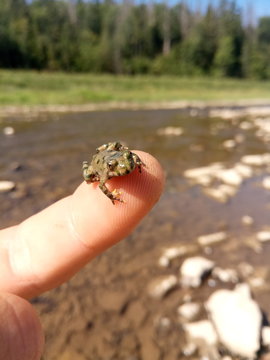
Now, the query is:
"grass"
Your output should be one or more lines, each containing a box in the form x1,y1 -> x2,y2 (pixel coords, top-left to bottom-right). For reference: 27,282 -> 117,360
1,70 -> 270,106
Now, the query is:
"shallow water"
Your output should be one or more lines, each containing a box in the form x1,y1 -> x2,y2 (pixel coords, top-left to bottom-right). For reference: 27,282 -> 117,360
1,109 -> 270,359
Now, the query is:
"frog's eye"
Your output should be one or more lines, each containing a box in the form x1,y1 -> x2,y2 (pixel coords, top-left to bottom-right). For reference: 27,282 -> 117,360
108,159 -> 117,169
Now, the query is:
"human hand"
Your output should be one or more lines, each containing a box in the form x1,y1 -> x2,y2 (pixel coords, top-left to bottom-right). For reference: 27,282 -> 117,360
0,151 -> 164,360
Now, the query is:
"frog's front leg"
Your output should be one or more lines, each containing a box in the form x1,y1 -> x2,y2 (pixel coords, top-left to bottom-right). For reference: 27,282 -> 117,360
82,161 -> 99,183
99,177 -> 124,204
132,153 -> 145,173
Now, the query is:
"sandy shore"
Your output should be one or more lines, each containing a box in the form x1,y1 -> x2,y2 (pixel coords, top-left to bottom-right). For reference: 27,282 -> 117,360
1,99 -> 270,118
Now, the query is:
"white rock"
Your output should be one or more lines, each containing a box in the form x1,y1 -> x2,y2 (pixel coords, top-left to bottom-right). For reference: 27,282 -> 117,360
206,284 -> 262,358
183,320 -> 218,346
263,177 -> 270,190
241,215 -> 254,226
239,121 -> 253,130
3,126 -> 15,135
234,163 -> 253,178
198,232 -> 227,246
241,153 -> 270,166
257,231 -> 270,242
177,302 -> 200,321
203,184 -> 238,202
0,180 -> 16,192
147,275 -> 178,299
262,326 -> 270,347
182,342 -> 197,356
238,262 -> 254,277
223,139 -> 236,149
248,276 -> 265,288
184,163 -> 224,181
218,184 -> 238,197
215,169 -> 243,186
158,256 -> 170,267
254,118 -> 270,134
196,175 -> 212,186
158,245 -> 197,267
157,126 -> 183,136
212,267 -> 238,283
203,187 -> 228,202
180,257 -> 215,288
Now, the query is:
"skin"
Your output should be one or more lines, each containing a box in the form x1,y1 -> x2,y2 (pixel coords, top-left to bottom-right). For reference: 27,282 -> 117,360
83,142 -> 145,203
0,151 -> 164,360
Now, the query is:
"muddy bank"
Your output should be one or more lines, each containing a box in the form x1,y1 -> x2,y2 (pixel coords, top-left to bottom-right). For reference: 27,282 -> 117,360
1,108 -> 270,359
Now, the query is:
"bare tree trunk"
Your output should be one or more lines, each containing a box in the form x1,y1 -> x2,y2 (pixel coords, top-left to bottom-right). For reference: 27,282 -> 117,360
162,2 -> 170,55
67,0 -> 77,25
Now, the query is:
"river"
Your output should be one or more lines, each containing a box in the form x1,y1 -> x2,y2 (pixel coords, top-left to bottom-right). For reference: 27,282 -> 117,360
1,108 -> 270,359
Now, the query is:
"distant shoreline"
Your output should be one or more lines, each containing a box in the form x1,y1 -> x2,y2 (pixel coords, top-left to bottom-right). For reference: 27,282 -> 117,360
1,99 -> 270,119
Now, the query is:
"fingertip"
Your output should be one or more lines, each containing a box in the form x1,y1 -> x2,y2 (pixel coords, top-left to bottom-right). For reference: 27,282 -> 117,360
71,150 -> 165,251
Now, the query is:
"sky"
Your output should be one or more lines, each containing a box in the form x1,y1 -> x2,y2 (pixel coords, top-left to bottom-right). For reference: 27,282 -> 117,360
179,0 -> 270,20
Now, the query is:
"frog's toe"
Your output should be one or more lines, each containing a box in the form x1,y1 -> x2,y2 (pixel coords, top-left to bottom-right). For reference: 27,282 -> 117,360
111,189 -> 124,203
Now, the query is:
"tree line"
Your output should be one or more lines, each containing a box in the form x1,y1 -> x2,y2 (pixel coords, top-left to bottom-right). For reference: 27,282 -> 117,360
1,0 -> 270,78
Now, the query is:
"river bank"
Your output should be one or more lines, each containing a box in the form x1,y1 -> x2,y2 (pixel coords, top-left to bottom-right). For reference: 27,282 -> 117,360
1,99 -> 270,119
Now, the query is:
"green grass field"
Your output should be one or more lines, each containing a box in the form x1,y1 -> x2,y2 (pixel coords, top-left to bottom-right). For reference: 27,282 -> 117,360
1,70 -> 270,106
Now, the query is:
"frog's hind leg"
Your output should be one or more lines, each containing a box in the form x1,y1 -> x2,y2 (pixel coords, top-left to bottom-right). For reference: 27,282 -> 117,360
99,179 -> 124,204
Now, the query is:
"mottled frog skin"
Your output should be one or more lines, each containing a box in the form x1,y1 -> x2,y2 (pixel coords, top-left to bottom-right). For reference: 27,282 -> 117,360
83,142 -> 145,204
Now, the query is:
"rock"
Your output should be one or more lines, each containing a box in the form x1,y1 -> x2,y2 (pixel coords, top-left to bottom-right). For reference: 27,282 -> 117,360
182,342 -> 197,356
184,163 -> 224,181
157,126 -> 183,136
0,180 -> 16,192
158,256 -> 170,267
177,302 -> 200,321
158,244 -> 198,267
238,262 -> 254,277
239,121 -> 253,130
147,275 -> 178,299
3,126 -> 15,135
197,232 -> 227,246
203,186 -> 232,202
263,177 -> 270,190
183,320 -> 218,346
241,153 -> 270,166
241,215 -> 254,226
180,257 -> 215,288
257,231 -> 270,242
249,276 -> 265,288
234,163 -> 253,178
206,284 -> 262,358
215,168 -> 243,186
262,327 -> 270,347
223,139 -> 236,149
212,267 -> 238,283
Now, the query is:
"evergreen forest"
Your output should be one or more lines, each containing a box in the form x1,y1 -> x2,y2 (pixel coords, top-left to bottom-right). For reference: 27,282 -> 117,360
1,0 -> 270,79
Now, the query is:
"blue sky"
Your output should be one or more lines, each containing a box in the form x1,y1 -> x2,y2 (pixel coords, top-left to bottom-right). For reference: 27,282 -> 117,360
233,0 -> 270,18
179,1 -> 270,19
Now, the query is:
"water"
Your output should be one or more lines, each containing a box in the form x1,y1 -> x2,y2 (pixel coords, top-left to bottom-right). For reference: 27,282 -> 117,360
1,109 -> 270,359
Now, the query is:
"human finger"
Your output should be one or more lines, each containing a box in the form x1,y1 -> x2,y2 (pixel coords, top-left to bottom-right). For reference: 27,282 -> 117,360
0,151 -> 164,298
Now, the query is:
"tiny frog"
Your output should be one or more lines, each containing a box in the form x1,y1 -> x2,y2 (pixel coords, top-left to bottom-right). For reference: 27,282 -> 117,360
82,142 -> 145,204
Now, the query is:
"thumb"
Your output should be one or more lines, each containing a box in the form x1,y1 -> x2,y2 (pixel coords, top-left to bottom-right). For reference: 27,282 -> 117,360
0,292 -> 44,360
